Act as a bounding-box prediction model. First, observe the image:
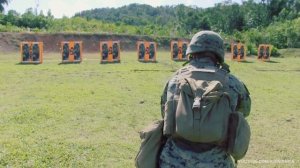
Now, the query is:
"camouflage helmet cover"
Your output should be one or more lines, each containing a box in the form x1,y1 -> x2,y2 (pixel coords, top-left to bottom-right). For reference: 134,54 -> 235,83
186,31 -> 225,63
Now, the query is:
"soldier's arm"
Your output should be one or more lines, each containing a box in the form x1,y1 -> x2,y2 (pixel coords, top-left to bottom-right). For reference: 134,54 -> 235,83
160,81 -> 169,118
160,72 -> 180,118
237,82 -> 251,117
229,75 -> 251,117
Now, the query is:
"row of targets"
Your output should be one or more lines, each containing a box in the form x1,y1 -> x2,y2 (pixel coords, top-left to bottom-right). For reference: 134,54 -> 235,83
20,41 -> 188,64
258,44 -> 272,61
171,41 -> 189,61
20,41 -> 274,64
100,41 -> 120,63
137,41 -> 157,62
231,43 -> 246,62
61,41 -> 83,63
231,43 -> 272,62
20,42 -> 43,64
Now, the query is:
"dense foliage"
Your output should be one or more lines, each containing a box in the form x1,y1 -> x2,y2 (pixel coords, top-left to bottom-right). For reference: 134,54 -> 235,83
0,0 -> 299,52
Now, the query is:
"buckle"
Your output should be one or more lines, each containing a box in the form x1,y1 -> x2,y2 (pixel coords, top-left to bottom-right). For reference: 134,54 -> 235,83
192,97 -> 201,112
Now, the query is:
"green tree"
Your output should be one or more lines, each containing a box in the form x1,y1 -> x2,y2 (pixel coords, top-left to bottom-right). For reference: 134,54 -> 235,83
241,0 -> 273,30
3,10 -> 19,25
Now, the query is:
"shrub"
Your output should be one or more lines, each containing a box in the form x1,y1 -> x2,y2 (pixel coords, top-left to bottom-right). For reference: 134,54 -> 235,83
271,46 -> 280,57
247,43 -> 258,56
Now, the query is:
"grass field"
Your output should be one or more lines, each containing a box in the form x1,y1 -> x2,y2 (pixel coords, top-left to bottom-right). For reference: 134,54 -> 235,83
0,51 -> 299,168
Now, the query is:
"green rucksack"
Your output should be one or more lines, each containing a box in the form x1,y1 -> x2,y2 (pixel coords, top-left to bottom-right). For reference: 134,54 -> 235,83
163,66 -> 250,160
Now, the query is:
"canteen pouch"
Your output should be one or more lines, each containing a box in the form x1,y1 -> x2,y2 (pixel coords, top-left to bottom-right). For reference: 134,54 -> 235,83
227,111 -> 251,160
135,120 -> 165,168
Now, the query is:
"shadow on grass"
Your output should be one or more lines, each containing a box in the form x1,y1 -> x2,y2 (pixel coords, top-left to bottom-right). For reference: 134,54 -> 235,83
131,69 -> 175,72
16,63 -> 40,65
255,69 -> 299,72
266,60 -> 280,63
138,61 -> 158,64
100,61 -> 121,65
239,60 -> 254,64
58,62 -> 81,65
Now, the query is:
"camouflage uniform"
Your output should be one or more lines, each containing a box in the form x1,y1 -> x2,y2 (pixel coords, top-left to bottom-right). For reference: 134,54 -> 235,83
159,31 -> 251,168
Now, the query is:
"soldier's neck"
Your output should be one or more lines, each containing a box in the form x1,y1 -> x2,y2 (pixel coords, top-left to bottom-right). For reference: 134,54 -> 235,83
189,57 -> 217,68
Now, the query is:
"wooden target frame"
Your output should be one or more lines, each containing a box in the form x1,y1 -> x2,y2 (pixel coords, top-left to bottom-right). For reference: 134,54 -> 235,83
61,41 -> 83,63
20,42 -> 43,64
137,41 -> 157,62
258,44 -> 272,61
171,40 -> 189,61
231,43 -> 246,62
100,41 -> 120,63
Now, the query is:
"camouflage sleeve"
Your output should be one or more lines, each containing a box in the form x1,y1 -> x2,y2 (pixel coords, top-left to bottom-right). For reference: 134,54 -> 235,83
161,81 -> 169,118
160,74 -> 179,118
228,75 -> 251,117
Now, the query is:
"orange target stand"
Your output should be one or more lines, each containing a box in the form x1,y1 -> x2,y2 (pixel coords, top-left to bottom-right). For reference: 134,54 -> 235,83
137,41 -> 157,62
100,41 -> 120,63
231,42 -> 246,62
171,41 -> 189,61
61,41 -> 82,63
20,42 -> 43,64
258,44 -> 272,62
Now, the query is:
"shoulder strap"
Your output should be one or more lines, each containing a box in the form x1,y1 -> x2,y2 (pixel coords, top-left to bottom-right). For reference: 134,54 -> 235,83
184,78 -> 203,97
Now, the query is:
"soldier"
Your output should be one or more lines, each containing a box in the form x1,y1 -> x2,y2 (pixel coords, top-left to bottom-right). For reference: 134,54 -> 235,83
160,31 -> 251,168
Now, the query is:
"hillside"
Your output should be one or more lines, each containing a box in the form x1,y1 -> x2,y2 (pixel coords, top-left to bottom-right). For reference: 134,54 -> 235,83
75,2 -> 299,35
0,32 -> 189,52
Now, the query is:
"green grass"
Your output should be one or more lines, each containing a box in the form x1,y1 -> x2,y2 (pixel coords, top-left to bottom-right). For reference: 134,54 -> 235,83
0,51 -> 299,167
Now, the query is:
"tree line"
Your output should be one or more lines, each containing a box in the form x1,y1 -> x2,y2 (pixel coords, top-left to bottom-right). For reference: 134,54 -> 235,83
75,0 -> 299,34
0,0 -> 299,53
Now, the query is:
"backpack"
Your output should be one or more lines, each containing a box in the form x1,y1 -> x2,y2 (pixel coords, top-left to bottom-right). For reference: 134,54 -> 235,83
163,65 -> 250,160
175,67 -> 231,144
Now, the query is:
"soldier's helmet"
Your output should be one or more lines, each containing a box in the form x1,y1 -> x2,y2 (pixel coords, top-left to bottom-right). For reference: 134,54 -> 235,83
186,31 -> 225,63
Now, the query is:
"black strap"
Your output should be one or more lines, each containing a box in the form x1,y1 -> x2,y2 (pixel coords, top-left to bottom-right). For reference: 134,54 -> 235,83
172,137 -> 217,153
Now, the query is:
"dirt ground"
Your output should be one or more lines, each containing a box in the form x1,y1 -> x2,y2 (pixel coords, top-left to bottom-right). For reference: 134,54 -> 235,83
0,32 -> 188,53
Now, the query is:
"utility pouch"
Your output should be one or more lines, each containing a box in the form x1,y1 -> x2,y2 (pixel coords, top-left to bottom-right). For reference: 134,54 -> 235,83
135,120 -> 165,168
227,111 -> 251,160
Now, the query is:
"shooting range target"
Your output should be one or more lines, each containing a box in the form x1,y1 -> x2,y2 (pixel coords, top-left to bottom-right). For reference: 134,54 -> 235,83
171,41 -> 189,61
137,41 -> 157,62
61,41 -> 82,63
258,44 -> 272,61
231,42 -> 246,62
100,41 -> 120,63
20,42 -> 43,64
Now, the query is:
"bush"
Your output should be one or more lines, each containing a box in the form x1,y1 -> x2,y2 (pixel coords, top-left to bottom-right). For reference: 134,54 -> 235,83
224,42 -> 231,52
247,43 -> 258,56
271,46 -> 280,57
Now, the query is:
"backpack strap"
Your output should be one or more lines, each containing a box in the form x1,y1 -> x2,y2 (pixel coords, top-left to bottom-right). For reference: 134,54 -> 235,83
203,81 -> 222,96
184,76 -> 232,113
184,78 -> 204,113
